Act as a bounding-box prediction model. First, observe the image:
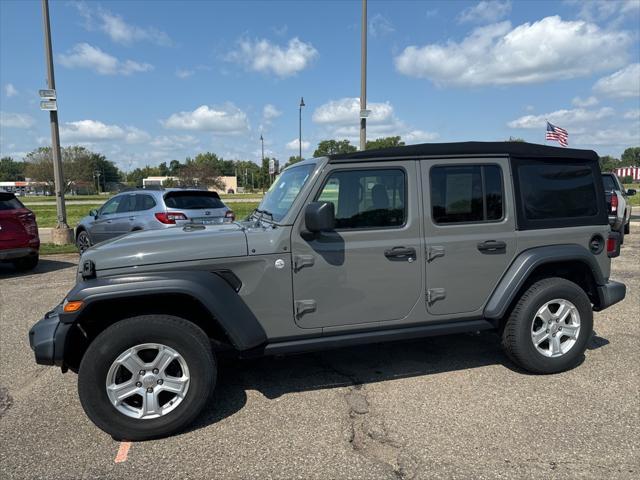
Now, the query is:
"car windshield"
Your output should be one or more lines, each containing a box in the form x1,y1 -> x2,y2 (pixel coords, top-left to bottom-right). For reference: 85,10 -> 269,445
602,175 -> 616,191
257,163 -> 315,222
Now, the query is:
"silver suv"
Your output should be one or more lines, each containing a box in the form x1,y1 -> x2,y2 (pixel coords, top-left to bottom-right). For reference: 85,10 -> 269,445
75,189 -> 234,251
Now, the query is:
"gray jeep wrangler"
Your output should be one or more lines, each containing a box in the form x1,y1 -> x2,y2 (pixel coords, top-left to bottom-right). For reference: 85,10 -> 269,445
29,142 -> 626,440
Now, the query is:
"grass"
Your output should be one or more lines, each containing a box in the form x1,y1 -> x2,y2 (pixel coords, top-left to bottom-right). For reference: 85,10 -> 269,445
30,202 -> 260,228
39,243 -> 79,255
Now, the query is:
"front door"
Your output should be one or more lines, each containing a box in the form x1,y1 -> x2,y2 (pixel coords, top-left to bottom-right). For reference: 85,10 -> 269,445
90,195 -> 123,243
291,161 -> 423,329
421,158 -> 517,317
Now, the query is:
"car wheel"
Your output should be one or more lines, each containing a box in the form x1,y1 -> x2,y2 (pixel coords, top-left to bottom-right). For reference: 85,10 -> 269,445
624,222 -> 630,235
76,230 -> 92,253
13,254 -> 39,271
501,277 -> 593,374
78,315 -> 216,440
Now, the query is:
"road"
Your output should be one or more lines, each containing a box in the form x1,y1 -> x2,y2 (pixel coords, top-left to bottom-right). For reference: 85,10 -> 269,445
0,231 -> 638,479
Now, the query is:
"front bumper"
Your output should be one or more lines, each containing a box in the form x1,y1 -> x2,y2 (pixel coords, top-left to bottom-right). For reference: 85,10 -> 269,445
28,306 -> 71,366
595,280 -> 626,311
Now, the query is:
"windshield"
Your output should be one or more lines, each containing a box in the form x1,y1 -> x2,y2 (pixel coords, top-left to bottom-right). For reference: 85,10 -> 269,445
257,163 -> 315,222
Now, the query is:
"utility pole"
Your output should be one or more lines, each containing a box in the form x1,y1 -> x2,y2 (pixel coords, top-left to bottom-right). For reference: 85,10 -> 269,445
299,97 -> 305,159
41,0 -> 72,244
359,0 -> 367,151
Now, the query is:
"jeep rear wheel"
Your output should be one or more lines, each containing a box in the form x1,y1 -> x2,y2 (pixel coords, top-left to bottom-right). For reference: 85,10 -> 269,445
501,278 -> 593,374
78,315 -> 216,440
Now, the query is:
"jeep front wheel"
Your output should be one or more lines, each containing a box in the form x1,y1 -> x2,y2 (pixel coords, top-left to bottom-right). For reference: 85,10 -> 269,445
501,278 -> 593,374
78,315 -> 216,440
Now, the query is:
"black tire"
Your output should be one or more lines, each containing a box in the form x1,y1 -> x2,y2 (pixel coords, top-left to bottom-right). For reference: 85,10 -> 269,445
501,278 -> 593,374
624,222 -> 630,235
76,230 -> 92,253
13,254 -> 38,271
78,315 -> 216,441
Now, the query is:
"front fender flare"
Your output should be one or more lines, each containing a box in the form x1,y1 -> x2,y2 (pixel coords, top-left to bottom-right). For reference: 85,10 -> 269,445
483,244 -> 605,320
63,271 -> 267,350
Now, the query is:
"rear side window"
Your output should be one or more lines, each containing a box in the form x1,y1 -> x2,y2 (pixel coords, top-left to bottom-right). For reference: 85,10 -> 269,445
136,195 -> 156,211
316,169 -> 406,229
164,191 -> 225,209
430,165 -> 503,224
0,194 -> 23,210
512,158 -> 606,229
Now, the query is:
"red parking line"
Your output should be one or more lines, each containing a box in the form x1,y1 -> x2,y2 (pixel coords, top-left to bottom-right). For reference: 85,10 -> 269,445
114,441 -> 131,463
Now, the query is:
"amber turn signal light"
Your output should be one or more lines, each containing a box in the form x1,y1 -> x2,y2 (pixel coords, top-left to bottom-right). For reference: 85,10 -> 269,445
63,300 -> 83,313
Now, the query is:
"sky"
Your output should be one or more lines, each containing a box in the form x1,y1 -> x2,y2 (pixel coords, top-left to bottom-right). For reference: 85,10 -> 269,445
0,0 -> 639,172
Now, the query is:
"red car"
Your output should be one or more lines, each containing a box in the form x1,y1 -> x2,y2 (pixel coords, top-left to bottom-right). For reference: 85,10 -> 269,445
0,192 -> 40,271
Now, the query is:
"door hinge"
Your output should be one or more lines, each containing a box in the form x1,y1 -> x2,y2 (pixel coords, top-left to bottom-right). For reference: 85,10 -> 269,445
426,246 -> 445,262
294,254 -> 315,272
426,288 -> 446,305
295,299 -> 317,318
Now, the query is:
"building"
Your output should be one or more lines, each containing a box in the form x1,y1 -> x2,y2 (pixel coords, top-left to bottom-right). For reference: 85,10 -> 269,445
142,175 -> 238,193
615,167 -> 640,182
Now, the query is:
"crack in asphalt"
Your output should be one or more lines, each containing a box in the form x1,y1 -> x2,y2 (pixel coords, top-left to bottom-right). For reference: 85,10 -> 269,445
318,355 -> 419,480
0,385 -> 13,418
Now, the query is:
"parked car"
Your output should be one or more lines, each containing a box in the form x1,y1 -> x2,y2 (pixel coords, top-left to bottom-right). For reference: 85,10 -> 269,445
75,189 -> 235,252
0,192 -> 40,271
602,172 -> 635,241
30,142 -> 626,440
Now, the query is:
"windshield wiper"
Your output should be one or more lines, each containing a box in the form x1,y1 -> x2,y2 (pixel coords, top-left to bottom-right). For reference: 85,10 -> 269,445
256,208 -> 274,220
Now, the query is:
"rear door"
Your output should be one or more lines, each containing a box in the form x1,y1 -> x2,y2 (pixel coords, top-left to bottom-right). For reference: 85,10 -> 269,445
291,161 -> 423,329
163,191 -> 228,224
421,158 -> 517,317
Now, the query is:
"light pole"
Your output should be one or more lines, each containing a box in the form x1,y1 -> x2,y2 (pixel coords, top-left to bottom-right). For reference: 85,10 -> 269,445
299,97 -> 305,159
41,0 -> 72,244
360,0 -> 367,151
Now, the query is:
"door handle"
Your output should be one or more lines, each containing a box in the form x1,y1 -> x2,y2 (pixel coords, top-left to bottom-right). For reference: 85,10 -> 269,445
384,246 -> 416,262
106,220 -> 112,224
129,216 -> 135,221
477,240 -> 507,254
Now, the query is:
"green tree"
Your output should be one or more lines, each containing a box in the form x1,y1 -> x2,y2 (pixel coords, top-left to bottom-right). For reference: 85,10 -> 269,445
284,156 -> 302,168
0,156 -> 25,181
506,136 -> 525,142
620,147 -> 640,166
599,155 -> 618,172
313,139 -> 357,157
366,136 -> 404,150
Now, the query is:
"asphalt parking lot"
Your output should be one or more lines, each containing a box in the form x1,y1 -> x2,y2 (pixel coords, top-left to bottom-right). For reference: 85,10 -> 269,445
1,231 -> 638,479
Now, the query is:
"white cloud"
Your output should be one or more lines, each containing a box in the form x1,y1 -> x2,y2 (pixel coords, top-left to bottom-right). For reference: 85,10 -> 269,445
72,3 -> 172,46
369,14 -> 395,37
227,37 -> 318,77
4,83 -> 18,97
150,135 -> 198,150
507,107 -> 615,129
262,104 -> 282,121
593,64 -> 640,99
58,43 -> 153,75
161,104 -> 249,134
0,112 -> 34,128
176,69 -> 195,79
458,1 -> 511,24
394,16 -> 630,87
312,97 -> 438,144
574,126 -> 640,147
285,138 -> 311,151
99,10 -> 172,46
571,0 -> 640,24
572,96 -> 599,107
623,109 -> 640,120
60,120 -> 149,143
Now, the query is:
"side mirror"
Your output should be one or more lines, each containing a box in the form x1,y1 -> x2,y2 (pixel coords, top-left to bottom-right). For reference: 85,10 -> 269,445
89,209 -> 98,218
304,202 -> 335,233
627,189 -> 636,196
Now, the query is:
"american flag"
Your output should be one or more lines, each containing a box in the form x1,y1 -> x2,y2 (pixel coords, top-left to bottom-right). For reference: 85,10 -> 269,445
546,121 -> 568,147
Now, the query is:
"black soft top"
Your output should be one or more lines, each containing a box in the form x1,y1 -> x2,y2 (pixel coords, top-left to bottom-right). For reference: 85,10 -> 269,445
328,141 -> 598,163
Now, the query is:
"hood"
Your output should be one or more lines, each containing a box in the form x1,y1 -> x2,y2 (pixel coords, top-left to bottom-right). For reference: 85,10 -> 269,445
82,223 -> 247,272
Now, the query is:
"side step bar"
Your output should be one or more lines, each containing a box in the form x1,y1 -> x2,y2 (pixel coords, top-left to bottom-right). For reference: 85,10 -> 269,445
256,319 -> 494,357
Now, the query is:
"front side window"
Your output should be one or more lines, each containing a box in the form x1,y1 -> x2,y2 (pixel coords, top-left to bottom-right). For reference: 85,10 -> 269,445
316,169 -> 405,229
117,195 -> 137,213
431,165 -> 503,224
258,163 -> 315,222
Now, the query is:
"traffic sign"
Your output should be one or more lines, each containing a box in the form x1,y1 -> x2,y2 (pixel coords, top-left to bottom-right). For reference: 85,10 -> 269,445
39,89 -> 56,99
40,99 -> 57,111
